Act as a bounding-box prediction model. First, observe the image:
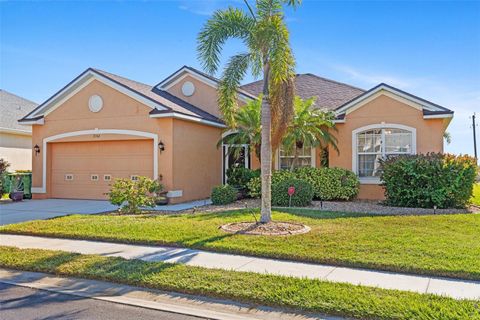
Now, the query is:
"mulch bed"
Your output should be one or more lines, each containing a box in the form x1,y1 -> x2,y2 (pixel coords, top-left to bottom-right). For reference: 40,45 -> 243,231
220,221 -> 311,236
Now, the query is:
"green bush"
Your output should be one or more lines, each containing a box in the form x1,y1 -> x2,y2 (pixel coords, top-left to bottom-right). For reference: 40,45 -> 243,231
272,178 -> 314,207
211,185 -> 238,205
247,170 -> 295,198
226,167 -> 260,189
108,176 -> 163,214
0,159 -> 10,195
294,167 -> 359,200
380,153 -> 478,208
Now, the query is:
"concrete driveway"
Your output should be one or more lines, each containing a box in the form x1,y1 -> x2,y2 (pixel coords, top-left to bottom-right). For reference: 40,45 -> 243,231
0,199 -> 117,226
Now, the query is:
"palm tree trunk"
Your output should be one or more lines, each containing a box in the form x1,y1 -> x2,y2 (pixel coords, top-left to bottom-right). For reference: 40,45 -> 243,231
260,61 -> 272,223
290,147 -> 299,172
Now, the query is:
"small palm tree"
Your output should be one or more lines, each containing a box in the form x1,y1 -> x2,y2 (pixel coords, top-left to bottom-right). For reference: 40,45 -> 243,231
221,98 -> 262,161
198,0 -> 300,223
282,97 -> 338,171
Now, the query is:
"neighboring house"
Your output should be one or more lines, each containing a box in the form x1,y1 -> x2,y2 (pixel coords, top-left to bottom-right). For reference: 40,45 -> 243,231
0,90 -> 38,171
19,66 -> 453,202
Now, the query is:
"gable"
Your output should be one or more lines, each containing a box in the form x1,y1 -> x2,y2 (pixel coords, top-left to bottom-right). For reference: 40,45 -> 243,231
45,79 -> 153,122
346,94 -> 423,121
344,90 -> 423,116
335,83 -> 453,120
165,74 -> 223,118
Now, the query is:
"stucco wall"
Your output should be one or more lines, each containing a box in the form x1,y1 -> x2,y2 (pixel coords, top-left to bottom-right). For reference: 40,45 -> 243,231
0,132 -> 32,172
31,79 -> 174,198
172,119 -> 222,203
329,92 -> 446,199
167,75 -> 223,118
0,132 -> 32,171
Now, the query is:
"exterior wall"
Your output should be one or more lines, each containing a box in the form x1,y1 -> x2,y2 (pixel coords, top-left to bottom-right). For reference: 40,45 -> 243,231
172,119 -> 222,203
0,132 -> 32,171
166,75 -> 222,118
329,93 -> 446,200
31,79 -> 174,198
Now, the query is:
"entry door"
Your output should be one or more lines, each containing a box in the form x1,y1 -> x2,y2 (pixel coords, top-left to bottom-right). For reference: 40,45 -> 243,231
223,145 -> 249,184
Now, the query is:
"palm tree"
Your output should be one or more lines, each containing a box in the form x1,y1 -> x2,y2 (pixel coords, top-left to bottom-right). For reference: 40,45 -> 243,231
282,97 -> 338,171
221,98 -> 262,161
197,0 -> 300,223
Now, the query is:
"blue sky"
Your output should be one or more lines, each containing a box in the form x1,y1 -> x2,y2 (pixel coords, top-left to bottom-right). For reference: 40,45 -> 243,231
1,0 -> 479,156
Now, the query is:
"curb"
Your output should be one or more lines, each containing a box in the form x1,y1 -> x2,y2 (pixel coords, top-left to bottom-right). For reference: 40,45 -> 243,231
0,268 -> 340,320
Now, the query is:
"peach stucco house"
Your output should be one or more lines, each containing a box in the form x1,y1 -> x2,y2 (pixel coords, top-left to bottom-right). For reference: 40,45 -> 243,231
19,66 -> 453,202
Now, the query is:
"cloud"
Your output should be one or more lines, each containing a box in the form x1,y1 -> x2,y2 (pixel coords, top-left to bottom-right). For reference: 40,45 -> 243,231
333,64 -> 413,88
178,0 -> 241,16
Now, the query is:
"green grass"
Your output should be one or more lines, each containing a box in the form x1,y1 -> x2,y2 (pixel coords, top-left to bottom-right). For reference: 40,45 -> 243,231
1,246 -> 478,320
471,183 -> 480,206
2,209 -> 479,280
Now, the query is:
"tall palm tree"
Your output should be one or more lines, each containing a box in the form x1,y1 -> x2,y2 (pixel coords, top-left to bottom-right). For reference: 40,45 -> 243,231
198,0 -> 299,223
282,96 -> 338,171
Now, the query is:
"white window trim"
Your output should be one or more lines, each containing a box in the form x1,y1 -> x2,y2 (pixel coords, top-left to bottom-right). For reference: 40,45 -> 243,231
31,129 -> 158,194
352,123 -> 416,185
276,146 -> 316,170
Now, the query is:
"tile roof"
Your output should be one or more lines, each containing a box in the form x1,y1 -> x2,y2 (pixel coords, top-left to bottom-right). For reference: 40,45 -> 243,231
0,90 -> 38,132
241,73 -> 366,110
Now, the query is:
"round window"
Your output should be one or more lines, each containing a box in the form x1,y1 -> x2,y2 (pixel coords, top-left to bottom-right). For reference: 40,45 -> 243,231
88,95 -> 103,113
181,81 -> 195,96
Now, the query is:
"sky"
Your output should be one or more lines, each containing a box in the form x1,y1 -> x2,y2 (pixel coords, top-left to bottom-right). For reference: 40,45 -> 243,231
1,0 -> 479,156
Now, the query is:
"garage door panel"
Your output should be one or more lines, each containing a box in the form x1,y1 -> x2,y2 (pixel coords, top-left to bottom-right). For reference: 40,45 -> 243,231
50,140 -> 153,200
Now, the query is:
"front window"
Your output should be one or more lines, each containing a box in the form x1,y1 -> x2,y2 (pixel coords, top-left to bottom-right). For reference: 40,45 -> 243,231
279,144 -> 313,170
356,128 -> 413,178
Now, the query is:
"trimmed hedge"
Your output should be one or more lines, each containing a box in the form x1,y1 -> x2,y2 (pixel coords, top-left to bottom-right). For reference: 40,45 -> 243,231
380,153 -> 478,208
247,170 -> 295,198
295,167 -> 359,200
211,185 -> 237,205
248,168 -> 359,201
272,178 -> 314,207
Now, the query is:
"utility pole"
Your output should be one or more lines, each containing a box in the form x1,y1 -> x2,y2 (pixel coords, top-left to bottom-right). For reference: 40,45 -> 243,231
472,113 -> 478,159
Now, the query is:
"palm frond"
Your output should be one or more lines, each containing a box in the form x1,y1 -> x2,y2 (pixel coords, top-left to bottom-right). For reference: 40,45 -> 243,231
197,7 -> 254,75
218,53 -> 252,127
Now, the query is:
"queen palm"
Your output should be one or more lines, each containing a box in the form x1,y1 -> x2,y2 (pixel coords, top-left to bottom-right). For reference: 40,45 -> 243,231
221,98 -> 262,161
198,0 -> 300,223
282,96 -> 338,171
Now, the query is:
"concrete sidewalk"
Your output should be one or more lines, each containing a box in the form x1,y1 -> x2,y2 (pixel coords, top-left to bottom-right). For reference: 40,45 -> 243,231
2,234 -> 479,300
0,269 -> 333,320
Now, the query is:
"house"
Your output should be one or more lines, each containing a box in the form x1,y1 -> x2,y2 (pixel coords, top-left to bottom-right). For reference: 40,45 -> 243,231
0,90 -> 38,171
19,66 -> 453,202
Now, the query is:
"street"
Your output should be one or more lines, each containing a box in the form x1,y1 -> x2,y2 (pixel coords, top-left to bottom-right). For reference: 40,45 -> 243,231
0,283 -> 207,320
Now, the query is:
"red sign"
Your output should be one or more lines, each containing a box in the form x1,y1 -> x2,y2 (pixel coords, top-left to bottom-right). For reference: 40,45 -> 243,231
288,186 -> 295,196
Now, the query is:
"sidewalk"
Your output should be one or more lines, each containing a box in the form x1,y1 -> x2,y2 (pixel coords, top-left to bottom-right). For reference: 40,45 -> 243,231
0,268 -> 335,320
2,234 -> 479,300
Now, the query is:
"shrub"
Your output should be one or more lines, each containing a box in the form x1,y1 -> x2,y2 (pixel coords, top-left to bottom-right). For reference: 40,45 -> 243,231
272,178 -> 314,207
211,185 -> 238,205
0,159 -> 10,195
295,167 -> 359,200
380,153 -> 478,208
108,176 -> 163,214
247,170 -> 295,198
226,167 -> 260,189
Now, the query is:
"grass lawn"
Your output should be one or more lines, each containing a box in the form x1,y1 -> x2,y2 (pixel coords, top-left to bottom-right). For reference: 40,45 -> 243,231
2,209 -> 479,280
472,183 -> 480,206
1,246 -> 478,320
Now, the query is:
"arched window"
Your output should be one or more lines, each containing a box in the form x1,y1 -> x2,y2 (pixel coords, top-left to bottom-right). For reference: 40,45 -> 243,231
352,124 -> 416,183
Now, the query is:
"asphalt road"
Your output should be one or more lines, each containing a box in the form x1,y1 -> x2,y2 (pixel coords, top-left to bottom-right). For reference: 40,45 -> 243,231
0,282 -> 207,320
